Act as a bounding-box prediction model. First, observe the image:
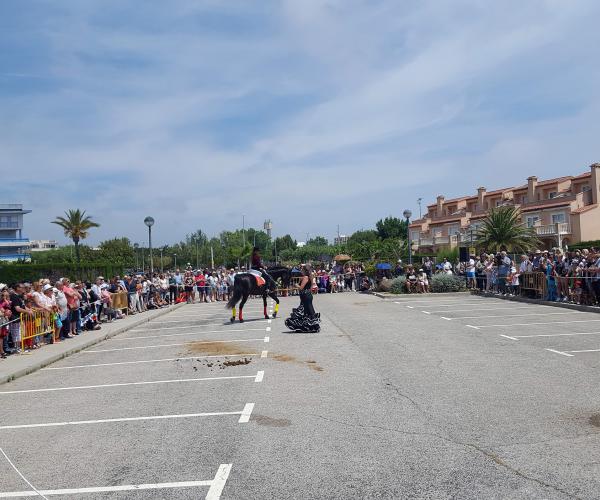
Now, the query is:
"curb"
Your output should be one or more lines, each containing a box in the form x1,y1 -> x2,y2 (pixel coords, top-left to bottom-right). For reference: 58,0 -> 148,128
472,291 -> 600,314
372,291 -> 472,300
0,303 -> 186,386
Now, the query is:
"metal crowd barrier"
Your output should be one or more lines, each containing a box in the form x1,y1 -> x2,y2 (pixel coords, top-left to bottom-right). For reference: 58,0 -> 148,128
110,291 -> 129,315
20,311 -> 55,350
519,272 -> 548,299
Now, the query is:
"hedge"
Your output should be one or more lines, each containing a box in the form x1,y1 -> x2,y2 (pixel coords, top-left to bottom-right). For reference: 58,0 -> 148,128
0,262 -> 125,285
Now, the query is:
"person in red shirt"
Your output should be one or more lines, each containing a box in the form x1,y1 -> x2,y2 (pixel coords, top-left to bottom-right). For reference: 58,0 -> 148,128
61,278 -> 82,335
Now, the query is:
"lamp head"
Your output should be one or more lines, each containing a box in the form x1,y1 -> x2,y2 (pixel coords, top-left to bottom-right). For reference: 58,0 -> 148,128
403,209 -> 412,220
144,216 -> 155,227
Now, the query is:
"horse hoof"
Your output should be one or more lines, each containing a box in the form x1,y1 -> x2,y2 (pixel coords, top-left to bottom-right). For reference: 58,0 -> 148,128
239,319 -> 244,324
230,317 -> 235,323
264,315 -> 270,320
272,312 -> 277,318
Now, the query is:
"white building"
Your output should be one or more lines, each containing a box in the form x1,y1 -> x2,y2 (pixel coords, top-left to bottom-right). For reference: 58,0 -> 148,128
0,204 -> 31,262
30,239 -> 59,251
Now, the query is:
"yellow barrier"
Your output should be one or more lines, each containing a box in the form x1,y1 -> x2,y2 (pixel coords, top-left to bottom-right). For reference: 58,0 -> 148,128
20,311 -> 55,350
110,291 -> 129,314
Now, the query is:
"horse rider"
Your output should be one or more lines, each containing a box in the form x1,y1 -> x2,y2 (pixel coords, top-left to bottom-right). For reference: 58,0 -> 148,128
251,247 -> 276,290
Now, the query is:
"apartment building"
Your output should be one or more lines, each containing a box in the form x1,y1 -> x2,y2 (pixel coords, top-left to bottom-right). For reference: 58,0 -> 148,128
0,204 -> 32,262
410,163 -> 600,252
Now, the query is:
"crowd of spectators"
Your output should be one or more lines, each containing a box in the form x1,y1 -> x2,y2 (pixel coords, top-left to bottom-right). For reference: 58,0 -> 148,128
390,247 -> 600,303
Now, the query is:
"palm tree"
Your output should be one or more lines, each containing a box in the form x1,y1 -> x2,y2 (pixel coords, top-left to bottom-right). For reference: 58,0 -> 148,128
475,206 -> 540,253
52,209 -> 100,264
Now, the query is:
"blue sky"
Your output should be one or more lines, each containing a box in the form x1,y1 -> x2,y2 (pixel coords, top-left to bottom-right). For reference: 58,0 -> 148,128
1,0 -> 599,246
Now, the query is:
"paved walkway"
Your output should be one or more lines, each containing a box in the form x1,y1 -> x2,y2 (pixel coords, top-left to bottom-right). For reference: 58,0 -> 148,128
0,304 -> 184,385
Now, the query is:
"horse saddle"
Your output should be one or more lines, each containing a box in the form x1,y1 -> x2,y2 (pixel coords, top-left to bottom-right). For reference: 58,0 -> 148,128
248,269 -> 266,287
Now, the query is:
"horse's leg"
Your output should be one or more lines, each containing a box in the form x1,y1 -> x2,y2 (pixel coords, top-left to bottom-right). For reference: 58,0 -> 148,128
263,293 -> 269,319
271,291 -> 280,318
231,306 -> 236,323
239,293 -> 248,323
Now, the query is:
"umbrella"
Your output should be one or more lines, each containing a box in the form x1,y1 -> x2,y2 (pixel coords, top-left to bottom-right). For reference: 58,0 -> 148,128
334,254 -> 351,262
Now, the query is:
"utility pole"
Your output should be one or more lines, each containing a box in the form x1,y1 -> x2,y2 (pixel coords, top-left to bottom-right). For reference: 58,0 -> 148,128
196,241 -> 199,269
210,245 -> 214,269
418,198 -> 423,219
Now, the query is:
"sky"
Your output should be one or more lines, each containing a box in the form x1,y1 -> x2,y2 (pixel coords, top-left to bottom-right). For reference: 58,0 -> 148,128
1,0 -> 600,246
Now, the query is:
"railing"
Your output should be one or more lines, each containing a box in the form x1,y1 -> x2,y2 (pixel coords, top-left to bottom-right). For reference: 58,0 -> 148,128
0,253 -> 32,261
0,204 -> 23,209
534,223 -> 571,236
0,238 -> 30,247
0,222 -> 20,228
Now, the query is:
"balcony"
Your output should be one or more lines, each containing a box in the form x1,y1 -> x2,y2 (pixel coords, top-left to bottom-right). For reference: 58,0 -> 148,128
534,223 -> 571,236
0,204 -> 24,210
0,238 -> 30,248
0,222 -> 20,229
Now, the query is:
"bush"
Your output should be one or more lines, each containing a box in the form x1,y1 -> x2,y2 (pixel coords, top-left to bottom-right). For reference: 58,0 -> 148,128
390,276 -> 407,294
430,273 -> 466,293
377,278 -> 392,292
0,262 -> 125,285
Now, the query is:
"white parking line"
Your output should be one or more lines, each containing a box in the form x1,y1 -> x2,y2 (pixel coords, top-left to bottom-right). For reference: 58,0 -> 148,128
0,373 -> 262,394
238,403 -> 255,423
0,464 -> 232,499
465,325 -> 480,330
427,306 -> 543,314
261,350 -> 268,358
206,464 -> 233,500
513,331 -> 600,339
473,319 -> 600,328
264,336 -> 270,343
546,348 -> 574,357
444,312 -> 583,320
0,404 -> 255,430
85,338 -> 268,353
422,311 -> 431,315
499,334 -> 518,340
42,354 -> 259,370
113,328 -> 264,341
130,323 -> 231,332
566,349 -> 600,354
254,371 -> 264,383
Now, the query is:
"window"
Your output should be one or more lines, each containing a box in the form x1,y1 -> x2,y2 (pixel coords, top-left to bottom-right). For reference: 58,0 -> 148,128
526,216 -> 540,228
447,225 -> 460,236
551,213 -> 566,224
582,185 -> 591,192
521,195 -> 528,204
549,191 -> 558,199
410,231 -> 420,241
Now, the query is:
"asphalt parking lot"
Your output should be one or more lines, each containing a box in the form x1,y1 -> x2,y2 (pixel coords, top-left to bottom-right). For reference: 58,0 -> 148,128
1,292 -> 600,499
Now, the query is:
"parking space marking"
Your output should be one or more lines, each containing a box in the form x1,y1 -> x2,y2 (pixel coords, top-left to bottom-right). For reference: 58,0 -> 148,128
264,336 -> 270,343
130,323 -> 234,332
512,331 -> 600,339
473,319 -> 600,328
427,306 -> 545,314
499,334 -> 518,340
0,373 -> 263,395
85,338 -> 267,353
254,371 -> 264,383
465,325 -> 480,330
113,328 -> 265,341
546,349 -> 575,357
42,354 -> 259,371
206,464 -> 233,500
0,404 -> 255,430
444,311 -> 583,320
0,464 -> 233,499
238,403 -> 255,423
261,350 -> 268,358
422,311 -> 431,315
566,348 -> 600,354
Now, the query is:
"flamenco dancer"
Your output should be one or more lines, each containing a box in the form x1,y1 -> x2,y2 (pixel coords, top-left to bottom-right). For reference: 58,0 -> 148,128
285,264 -> 320,333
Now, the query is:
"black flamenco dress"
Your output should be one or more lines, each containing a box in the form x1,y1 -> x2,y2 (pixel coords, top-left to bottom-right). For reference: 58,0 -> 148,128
285,279 -> 320,333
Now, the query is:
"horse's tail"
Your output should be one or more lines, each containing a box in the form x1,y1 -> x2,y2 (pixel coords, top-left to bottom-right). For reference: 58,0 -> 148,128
226,282 -> 242,309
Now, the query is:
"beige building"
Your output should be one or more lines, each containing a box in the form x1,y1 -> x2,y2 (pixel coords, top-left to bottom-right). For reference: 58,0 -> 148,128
410,163 -> 600,252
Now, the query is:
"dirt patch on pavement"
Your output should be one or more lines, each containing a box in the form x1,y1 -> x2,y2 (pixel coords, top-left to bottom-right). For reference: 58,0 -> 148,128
253,415 -> 291,427
184,341 -> 249,356
589,414 -> 600,428
223,358 -> 251,367
273,354 -> 324,372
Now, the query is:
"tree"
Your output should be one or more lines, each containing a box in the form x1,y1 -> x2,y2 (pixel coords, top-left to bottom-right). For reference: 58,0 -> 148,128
306,236 -> 328,246
51,209 -> 100,265
274,235 -> 297,251
475,206 -> 540,253
98,237 -> 134,265
376,216 -> 407,240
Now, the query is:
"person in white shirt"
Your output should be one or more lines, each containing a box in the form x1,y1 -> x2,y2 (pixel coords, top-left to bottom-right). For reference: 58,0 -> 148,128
442,258 -> 453,275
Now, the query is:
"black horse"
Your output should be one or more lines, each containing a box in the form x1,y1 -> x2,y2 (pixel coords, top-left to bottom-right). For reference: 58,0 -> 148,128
226,266 -> 291,323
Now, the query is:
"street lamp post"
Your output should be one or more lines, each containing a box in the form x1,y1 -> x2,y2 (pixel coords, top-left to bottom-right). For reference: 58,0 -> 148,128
133,243 -> 139,270
160,248 -> 164,273
173,253 -> 177,270
403,209 -> 413,265
144,216 -> 155,274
